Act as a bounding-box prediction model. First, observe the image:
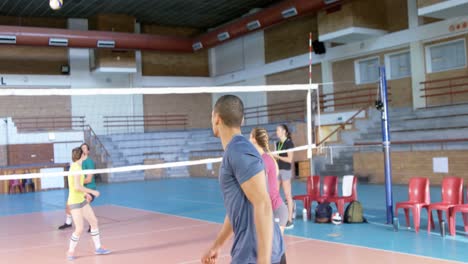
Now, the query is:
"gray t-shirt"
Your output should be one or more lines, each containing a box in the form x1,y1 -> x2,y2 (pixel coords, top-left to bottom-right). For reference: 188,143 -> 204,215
219,135 -> 284,264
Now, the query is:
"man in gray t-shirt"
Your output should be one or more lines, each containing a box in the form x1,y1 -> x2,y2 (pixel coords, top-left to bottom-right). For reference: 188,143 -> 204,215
202,95 -> 285,264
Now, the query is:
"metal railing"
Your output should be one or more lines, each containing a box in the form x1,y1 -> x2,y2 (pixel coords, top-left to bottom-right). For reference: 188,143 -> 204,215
420,75 -> 468,107
354,138 -> 468,151
321,86 -> 391,111
244,100 -> 307,125
103,114 -> 188,134
13,116 -> 85,131
316,105 -> 369,146
84,125 -> 112,180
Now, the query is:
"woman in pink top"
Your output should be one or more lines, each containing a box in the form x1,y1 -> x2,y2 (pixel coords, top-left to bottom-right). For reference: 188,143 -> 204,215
250,128 -> 289,233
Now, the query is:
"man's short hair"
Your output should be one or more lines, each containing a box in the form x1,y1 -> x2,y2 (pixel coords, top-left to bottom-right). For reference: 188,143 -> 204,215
214,95 -> 244,127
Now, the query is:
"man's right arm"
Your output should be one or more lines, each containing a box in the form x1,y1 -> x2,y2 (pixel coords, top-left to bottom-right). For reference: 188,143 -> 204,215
202,215 -> 233,263
211,215 -> 233,250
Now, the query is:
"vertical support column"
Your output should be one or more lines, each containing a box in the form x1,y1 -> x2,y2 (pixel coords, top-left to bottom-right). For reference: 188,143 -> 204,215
379,66 -> 394,224
410,41 -> 426,109
408,0 -> 426,109
321,60 -> 334,112
407,0 -> 423,29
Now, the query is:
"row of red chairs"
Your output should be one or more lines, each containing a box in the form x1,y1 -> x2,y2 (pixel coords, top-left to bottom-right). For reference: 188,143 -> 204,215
293,175 -> 358,219
395,177 -> 468,236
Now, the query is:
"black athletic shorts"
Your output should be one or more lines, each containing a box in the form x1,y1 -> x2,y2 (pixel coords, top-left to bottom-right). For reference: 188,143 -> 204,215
86,193 -> 96,203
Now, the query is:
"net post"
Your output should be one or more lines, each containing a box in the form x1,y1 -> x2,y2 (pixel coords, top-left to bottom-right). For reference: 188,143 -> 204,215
307,32 -> 314,177
379,66 -> 394,224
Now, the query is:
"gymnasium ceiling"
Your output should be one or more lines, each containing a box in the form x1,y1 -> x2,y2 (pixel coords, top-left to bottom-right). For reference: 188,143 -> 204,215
0,0 -> 282,29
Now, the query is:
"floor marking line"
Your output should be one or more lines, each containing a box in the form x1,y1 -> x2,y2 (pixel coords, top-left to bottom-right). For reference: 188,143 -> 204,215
0,221 -> 210,253
178,239 -> 312,264
112,205 -> 464,264
168,197 -> 224,206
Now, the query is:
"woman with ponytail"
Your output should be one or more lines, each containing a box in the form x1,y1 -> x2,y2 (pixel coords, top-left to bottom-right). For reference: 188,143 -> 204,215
250,128 -> 289,233
274,124 -> 295,229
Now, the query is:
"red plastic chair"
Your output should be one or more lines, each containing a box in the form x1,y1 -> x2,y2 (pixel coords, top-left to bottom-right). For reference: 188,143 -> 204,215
427,177 -> 464,233
449,190 -> 468,236
293,176 -> 320,219
395,177 -> 430,233
316,176 -> 338,203
327,175 -> 358,217
9,179 -> 24,194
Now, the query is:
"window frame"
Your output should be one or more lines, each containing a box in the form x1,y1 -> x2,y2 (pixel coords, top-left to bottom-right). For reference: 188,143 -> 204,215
354,56 -> 381,85
425,38 -> 467,74
384,50 -> 411,80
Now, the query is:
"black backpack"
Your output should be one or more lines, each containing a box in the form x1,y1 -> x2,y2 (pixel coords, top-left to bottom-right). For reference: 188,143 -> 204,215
315,202 -> 332,223
344,201 -> 366,223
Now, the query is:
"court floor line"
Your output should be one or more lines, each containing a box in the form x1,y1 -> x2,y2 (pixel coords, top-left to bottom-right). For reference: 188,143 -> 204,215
178,237 -> 390,264
0,220 -> 210,254
168,197 -> 225,206
284,233 -> 464,264
0,210 -> 171,240
367,219 -> 468,243
178,253 -> 231,264
112,204 -> 464,264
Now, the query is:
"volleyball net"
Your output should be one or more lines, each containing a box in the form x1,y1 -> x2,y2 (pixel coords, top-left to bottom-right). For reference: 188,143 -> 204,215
0,84 -> 322,184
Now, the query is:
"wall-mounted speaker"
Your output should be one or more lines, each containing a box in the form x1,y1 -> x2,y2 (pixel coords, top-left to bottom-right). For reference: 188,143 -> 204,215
61,65 -> 70,75
312,40 -> 326,55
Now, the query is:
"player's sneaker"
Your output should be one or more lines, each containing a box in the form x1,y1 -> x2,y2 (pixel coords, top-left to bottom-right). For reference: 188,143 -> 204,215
95,248 -> 111,255
67,251 -> 75,261
285,220 -> 294,230
58,223 -> 72,230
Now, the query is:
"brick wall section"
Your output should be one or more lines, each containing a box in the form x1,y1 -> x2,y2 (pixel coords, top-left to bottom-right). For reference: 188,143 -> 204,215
318,0 -> 407,36
0,46 -> 68,75
354,150 -> 468,185
266,65 -> 322,122
384,0 -> 408,33
418,0 -> 445,8
264,14 -> 318,64
144,159 -> 165,179
0,16 -> 67,28
7,144 -> 54,166
351,0 -> 387,30
332,49 -> 413,110
189,156 -> 220,178
317,4 -> 353,36
290,122 -> 308,162
0,145 -> 7,166
143,94 -> 212,130
89,14 -> 136,70
0,16 -> 68,75
0,96 -> 72,123
141,24 -> 209,76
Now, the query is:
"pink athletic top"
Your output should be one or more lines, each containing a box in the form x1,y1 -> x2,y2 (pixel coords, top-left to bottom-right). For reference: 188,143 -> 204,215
262,153 -> 283,211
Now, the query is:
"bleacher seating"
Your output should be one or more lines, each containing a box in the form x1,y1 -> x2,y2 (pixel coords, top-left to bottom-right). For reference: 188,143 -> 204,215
101,122 -> 296,182
318,104 -> 468,177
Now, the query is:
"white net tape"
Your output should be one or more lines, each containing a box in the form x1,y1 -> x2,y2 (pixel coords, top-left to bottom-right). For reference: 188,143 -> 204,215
0,84 -> 318,96
2,145 -> 314,180
0,83 -> 320,181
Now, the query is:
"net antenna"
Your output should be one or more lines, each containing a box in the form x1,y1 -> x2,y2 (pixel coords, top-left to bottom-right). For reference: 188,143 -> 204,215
308,32 -> 320,176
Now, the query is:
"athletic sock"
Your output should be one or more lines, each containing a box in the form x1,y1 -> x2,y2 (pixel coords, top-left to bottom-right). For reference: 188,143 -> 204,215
90,229 -> 102,249
65,214 -> 72,225
68,234 -> 80,252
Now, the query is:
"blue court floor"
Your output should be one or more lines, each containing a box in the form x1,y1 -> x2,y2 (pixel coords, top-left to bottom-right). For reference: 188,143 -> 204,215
0,178 -> 466,263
